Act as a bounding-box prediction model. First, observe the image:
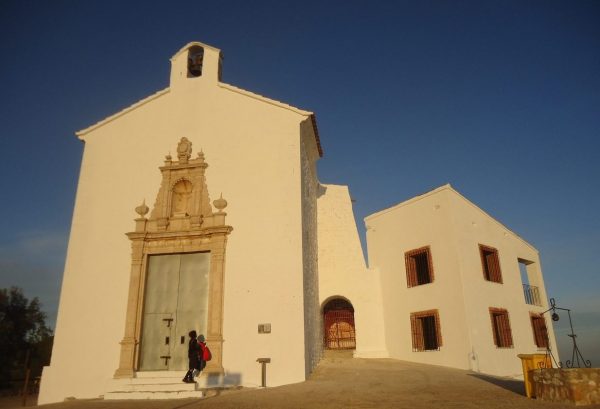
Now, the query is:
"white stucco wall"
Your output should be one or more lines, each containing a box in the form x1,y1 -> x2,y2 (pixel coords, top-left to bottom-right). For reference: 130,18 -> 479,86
364,184 -> 558,377
365,187 -> 472,369
40,42 -> 319,404
447,188 -> 559,377
317,184 -> 388,357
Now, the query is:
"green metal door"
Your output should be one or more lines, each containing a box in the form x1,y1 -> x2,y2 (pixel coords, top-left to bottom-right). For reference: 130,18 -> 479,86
139,252 -> 210,371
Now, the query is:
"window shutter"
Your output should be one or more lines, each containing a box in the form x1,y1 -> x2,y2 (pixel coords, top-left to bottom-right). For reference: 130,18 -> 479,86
490,251 -> 502,283
499,312 -> 513,347
406,253 -> 416,287
531,315 -> 549,348
540,318 -> 549,348
491,313 -> 500,346
426,248 -> 435,282
480,245 -> 503,283
489,308 -> 512,347
410,314 -> 424,351
486,252 -> 496,281
434,310 -> 442,347
405,247 -> 433,287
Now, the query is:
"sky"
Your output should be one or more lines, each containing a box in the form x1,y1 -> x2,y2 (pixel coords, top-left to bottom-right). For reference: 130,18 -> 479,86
0,1 -> 598,366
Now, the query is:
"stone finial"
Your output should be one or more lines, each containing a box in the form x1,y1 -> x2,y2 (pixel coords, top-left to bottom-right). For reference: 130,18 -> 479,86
135,200 -> 149,218
213,193 -> 228,213
177,137 -> 192,164
197,150 -> 205,163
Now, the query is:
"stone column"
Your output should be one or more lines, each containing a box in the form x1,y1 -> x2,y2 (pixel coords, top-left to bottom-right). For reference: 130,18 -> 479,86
205,235 -> 227,373
114,236 -> 145,378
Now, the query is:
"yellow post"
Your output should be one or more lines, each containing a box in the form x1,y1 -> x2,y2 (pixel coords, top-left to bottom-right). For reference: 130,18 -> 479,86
517,354 -> 552,398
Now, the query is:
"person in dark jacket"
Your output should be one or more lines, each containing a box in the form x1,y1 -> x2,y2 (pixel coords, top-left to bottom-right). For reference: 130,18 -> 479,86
182,330 -> 200,383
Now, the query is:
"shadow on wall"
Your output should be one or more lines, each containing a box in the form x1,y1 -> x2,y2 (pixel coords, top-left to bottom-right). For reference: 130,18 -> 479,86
468,373 -> 525,396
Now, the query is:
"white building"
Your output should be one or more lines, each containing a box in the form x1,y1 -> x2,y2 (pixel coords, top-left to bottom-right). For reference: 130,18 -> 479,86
362,184 -> 556,375
39,41 -> 557,404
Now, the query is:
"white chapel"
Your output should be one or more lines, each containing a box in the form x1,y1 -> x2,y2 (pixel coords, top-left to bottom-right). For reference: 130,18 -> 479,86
39,41 -> 558,403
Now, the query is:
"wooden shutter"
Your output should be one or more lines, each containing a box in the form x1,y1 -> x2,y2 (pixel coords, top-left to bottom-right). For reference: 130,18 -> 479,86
480,245 -> 503,283
405,247 -> 433,287
489,308 -> 513,347
434,310 -> 442,348
405,252 -> 417,288
531,314 -> 549,348
411,310 -> 441,351
410,313 -> 424,351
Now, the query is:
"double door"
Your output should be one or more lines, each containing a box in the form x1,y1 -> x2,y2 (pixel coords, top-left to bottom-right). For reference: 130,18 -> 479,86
139,252 -> 210,371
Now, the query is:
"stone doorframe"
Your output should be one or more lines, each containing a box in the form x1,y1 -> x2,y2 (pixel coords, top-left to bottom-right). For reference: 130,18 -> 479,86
114,138 -> 232,378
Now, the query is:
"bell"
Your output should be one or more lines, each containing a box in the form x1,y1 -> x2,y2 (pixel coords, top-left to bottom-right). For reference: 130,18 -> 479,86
552,312 -> 560,322
188,55 -> 203,77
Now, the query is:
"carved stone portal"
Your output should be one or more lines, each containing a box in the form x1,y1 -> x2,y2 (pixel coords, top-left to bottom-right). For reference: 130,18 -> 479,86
114,138 -> 232,378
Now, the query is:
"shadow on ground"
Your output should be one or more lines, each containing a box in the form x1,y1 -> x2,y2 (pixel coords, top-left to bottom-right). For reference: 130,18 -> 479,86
468,373 -> 526,396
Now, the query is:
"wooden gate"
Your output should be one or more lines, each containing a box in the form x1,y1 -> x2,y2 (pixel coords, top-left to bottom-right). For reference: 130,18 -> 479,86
323,299 -> 356,349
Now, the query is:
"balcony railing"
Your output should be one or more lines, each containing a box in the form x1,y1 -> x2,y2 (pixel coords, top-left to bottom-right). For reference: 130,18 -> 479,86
523,284 -> 542,306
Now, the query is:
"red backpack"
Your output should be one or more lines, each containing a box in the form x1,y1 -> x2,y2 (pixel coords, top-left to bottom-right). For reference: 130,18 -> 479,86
199,341 -> 212,361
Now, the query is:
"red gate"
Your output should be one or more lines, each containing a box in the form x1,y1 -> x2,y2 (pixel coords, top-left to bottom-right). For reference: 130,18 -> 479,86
323,299 -> 356,349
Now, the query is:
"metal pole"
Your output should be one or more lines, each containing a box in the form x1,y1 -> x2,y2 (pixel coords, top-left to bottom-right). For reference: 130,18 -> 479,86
256,358 -> 271,387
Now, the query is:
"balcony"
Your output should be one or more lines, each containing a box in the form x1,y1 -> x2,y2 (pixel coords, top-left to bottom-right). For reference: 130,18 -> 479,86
523,284 -> 542,306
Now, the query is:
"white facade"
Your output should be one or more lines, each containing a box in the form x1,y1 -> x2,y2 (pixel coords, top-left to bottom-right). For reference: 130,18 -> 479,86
39,42 -> 322,404
364,184 -> 558,377
39,42 -> 557,404
317,184 -> 388,358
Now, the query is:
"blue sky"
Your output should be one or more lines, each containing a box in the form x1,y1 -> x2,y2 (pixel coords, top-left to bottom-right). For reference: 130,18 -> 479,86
0,1 -> 598,366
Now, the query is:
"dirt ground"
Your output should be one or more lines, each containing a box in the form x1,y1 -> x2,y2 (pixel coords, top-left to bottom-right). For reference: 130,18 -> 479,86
3,354 -> 599,409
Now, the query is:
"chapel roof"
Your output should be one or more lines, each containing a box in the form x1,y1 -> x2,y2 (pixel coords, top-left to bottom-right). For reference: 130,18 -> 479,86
75,42 -> 323,157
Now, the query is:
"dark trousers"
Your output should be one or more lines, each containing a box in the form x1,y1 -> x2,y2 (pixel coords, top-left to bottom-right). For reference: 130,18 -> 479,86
183,356 -> 200,380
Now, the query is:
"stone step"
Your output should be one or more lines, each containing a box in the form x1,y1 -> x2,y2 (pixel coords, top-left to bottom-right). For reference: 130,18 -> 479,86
104,390 -> 203,400
104,371 -> 235,400
135,370 -> 187,379
111,377 -> 192,386
107,381 -> 199,392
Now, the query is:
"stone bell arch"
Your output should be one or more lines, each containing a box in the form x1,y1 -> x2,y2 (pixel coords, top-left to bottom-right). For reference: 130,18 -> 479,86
114,137 -> 232,378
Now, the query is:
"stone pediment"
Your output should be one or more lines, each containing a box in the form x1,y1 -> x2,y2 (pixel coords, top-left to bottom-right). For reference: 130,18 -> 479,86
132,137 -> 230,234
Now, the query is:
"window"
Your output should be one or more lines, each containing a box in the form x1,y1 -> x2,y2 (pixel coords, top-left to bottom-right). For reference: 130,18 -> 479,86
489,308 -> 513,348
405,246 -> 434,287
410,310 -> 442,351
530,314 -> 549,349
479,244 -> 502,283
519,258 -> 541,305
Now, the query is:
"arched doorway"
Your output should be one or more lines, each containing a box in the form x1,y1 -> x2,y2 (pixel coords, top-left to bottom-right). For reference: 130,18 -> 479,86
323,298 -> 356,349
